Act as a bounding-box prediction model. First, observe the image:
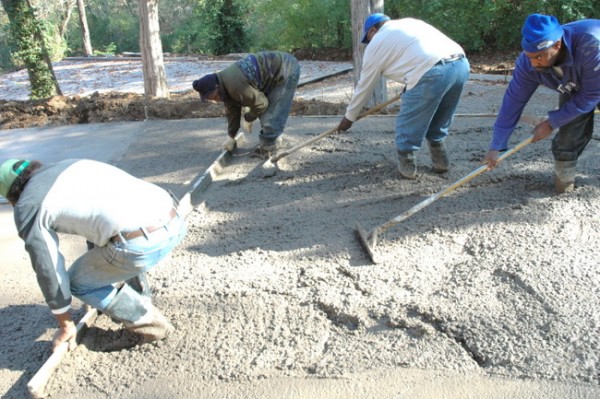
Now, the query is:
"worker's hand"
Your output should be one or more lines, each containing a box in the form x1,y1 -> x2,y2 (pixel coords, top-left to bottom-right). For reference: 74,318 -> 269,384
53,312 -> 77,352
482,150 -> 501,170
244,112 -> 257,123
531,119 -> 554,142
337,117 -> 353,133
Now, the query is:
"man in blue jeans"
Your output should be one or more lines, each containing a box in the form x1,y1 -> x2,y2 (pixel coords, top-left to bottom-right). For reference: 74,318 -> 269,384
337,13 -> 470,179
0,158 -> 187,350
482,14 -> 600,194
193,51 -> 301,156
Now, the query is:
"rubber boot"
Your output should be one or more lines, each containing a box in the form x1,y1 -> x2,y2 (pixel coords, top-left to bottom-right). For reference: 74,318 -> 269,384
554,160 -> 576,194
104,284 -> 174,344
397,150 -> 417,179
428,141 -> 449,173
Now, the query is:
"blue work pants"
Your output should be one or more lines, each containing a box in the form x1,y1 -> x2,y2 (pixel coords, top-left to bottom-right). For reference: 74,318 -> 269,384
395,57 -> 470,151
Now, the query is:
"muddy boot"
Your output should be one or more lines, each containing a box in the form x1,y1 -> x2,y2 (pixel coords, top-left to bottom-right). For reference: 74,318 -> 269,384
260,135 -> 283,152
252,135 -> 283,159
397,150 -> 417,179
104,284 -> 174,344
554,160 -> 576,194
428,141 -> 449,173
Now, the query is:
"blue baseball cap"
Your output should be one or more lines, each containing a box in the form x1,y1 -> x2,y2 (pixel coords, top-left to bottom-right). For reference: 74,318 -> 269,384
362,13 -> 390,44
521,14 -> 563,53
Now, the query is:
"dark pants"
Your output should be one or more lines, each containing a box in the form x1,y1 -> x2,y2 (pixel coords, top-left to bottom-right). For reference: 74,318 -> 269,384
552,93 -> 599,162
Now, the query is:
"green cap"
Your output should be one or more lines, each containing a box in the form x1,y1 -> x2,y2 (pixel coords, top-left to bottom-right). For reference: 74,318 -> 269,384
0,159 -> 30,197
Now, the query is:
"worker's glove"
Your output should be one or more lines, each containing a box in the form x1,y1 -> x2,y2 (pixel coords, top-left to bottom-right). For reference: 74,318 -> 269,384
244,112 -> 258,123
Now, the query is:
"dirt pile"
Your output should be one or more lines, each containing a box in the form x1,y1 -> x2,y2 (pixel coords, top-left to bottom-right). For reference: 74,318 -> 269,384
0,91 -> 346,130
0,51 -> 517,130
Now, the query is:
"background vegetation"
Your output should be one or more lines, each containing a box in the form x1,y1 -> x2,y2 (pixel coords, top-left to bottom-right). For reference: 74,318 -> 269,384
0,0 -> 598,73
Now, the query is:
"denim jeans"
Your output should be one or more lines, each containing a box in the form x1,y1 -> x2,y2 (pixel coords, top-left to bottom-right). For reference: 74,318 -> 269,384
552,93 -> 599,161
259,62 -> 301,145
395,57 -> 470,151
68,214 -> 187,311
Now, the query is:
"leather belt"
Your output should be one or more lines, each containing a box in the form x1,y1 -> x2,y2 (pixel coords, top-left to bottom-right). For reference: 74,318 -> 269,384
437,54 -> 464,65
111,208 -> 178,243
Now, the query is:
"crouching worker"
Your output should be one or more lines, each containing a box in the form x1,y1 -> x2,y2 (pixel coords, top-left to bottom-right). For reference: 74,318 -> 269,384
192,51 -> 300,156
0,158 -> 187,350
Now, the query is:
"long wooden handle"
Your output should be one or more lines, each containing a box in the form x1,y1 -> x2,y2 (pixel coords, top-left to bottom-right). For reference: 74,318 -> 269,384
375,136 -> 533,235
270,93 -> 402,162
27,308 -> 99,399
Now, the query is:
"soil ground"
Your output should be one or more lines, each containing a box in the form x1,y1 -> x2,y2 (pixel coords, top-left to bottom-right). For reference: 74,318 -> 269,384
1,52 -> 600,399
0,51 -> 519,130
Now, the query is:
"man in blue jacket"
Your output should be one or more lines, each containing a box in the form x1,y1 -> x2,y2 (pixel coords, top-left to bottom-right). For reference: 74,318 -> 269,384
483,14 -> 600,193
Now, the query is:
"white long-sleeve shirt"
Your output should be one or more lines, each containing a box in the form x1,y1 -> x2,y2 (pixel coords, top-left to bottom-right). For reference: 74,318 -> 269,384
345,18 -> 465,121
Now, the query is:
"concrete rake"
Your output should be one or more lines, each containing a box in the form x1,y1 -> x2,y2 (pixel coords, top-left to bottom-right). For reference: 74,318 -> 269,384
356,136 -> 534,263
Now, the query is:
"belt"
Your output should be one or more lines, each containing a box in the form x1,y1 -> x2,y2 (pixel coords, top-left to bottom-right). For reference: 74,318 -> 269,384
111,208 -> 178,243
436,54 -> 464,65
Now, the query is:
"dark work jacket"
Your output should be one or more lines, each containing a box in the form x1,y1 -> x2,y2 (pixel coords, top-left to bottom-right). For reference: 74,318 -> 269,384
218,51 -> 298,137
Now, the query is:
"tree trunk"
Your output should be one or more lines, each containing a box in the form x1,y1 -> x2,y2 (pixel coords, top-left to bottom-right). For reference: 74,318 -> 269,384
350,0 -> 386,107
137,0 -> 169,98
59,0 -> 75,38
1,0 -> 62,99
76,0 -> 93,56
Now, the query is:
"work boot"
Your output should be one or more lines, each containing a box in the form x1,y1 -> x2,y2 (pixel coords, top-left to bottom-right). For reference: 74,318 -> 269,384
252,136 -> 283,159
260,135 -> 283,152
428,141 -> 449,173
397,150 -> 417,180
554,160 -> 576,194
104,284 -> 174,344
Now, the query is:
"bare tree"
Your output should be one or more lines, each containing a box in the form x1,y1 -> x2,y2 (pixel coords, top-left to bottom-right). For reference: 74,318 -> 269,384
350,0 -> 386,107
76,0 -> 93,56
137,0 -> 169,98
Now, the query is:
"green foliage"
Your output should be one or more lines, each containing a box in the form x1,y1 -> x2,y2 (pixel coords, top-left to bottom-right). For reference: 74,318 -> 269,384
82,0 -> 139,53
2,0 -> 58,98
93,42 -> 117,56
37,18 -> 67,61
385,0 -> 600,51
213,0 -> 247,54
2,0 -> 600,76
249,0 -> 351,51
157,0 -> 249,55
196,0 -> 249,55
0,10 -> 15,71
